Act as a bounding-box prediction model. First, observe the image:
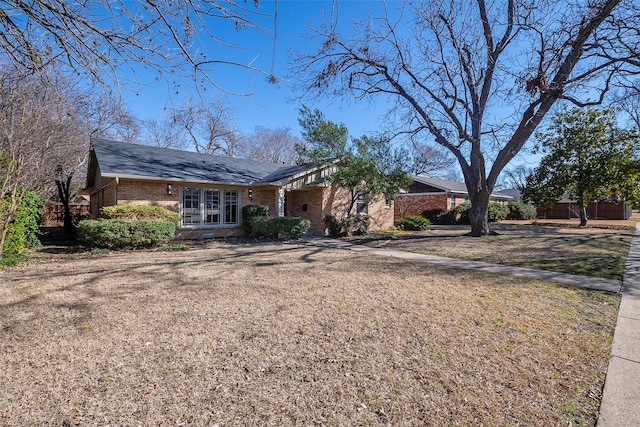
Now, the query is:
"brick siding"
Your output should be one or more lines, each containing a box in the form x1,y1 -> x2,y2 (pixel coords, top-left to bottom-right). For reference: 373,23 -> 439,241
394,194 -> 451,218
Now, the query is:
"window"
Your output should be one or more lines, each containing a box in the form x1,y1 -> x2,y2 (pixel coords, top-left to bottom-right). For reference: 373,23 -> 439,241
356,193 -> 368,214
450,195 -> 456,208
182,187 -> 201,225
204,189 -> 220,224
224,190 -> 238,224
181,187 -> 239,226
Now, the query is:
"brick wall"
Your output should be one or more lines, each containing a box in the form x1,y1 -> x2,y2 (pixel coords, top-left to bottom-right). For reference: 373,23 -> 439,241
367,194 -> 394,230
89,180 -> 117,218
117,179 -> 180,212
249,187 -> 277,215
394,194 -> 450,218
288,187 -> 325,235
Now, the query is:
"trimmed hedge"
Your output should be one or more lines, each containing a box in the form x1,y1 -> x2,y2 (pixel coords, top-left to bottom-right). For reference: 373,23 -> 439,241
242,204 -> 269,233
78,219 -> 176,249
250,216 -> 310,239
101,204 -> 179,223
394,215 -> 431,231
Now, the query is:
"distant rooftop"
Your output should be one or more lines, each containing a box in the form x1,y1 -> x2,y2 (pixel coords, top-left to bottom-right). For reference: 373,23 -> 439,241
409,176 -> 513,199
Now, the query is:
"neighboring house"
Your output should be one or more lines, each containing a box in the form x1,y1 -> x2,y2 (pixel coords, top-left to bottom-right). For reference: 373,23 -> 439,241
535,199 -> 632,220
85,139 -> 394,238
394,176 -> 513,218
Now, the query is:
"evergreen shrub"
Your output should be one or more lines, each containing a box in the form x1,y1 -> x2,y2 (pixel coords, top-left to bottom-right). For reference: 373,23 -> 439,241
78,219 -> 175,249
324,215 -> 346,238
488,202 -> 510,222
101,204 -> 179,223
1,190 -> 42,266
242,204 -> 269,233
250,216 -> 310,239
506,201 -> 537,220
394,215 -> 431,231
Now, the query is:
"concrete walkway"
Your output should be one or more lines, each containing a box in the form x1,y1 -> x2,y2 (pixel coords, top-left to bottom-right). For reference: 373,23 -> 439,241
307,237 -> 621,292
306,226 -> 640,425
598,221 -> 640,426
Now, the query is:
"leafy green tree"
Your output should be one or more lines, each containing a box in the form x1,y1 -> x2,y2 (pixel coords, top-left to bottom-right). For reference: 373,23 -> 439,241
295,105 -> 349,164
522,108 -> 640,227
296,107 -> 412,233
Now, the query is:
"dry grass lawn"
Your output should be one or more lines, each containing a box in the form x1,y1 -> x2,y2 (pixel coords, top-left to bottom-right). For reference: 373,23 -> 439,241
348,222 -> 635,280
0,240 -> 619,426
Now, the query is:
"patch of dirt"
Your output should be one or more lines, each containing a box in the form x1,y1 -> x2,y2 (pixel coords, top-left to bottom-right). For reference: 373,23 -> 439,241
0,242 -> 618,425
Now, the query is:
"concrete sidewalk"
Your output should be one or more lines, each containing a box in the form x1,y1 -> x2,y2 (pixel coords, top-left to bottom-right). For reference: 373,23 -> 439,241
598,221 -> 640,426
307,237 -> 621,292
306,226 -> 640,425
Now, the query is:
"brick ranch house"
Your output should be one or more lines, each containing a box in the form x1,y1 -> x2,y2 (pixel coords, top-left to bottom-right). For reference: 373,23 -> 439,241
86,139 -> 394,238
394,176 -> 513,218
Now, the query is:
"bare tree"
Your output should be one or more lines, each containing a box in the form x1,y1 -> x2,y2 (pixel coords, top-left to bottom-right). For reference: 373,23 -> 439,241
295,0 -> 639,235
496,164 -> 533,191
407,141 -> 455,177
0,0 -> 273,92
170,97 -> 242,156
140,117 -> 189,150
0,64 -> 140,244
618,86 -> 640,129
0,69 -> 86,249
242,126 -> 303,164
86,88 -> 139,142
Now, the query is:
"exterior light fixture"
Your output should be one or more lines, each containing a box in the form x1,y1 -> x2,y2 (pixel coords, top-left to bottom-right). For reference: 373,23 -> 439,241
167,184 -> 173,195
248,188 -> 253,201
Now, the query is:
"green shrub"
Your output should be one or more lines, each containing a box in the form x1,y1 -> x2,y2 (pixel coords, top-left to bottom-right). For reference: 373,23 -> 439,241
78,219 -> 176,249
324,215 -> 346,238
323,214 -> 370,237
448,201 -> 509,224
451,202 -> 472,224
1,190 -> 42,266
394,215 -> 431,231
488,202 -> 510,222
242,204 -> 269,233
506,201 -> 537,220
250,216 -> 310,240
101,204 -> 179,223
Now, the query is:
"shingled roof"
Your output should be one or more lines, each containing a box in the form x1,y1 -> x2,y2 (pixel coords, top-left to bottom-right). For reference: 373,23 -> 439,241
408,176 -> 513,199
88,139 -> 310,187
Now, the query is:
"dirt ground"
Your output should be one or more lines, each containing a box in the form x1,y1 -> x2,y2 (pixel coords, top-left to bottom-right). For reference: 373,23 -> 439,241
0,238 -> 619,426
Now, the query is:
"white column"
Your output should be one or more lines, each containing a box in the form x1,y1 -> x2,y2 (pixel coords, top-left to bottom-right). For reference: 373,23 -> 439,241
276,188 -> 285,217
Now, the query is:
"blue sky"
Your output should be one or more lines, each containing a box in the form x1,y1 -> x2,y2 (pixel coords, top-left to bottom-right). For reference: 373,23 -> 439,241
124,0 -> 390,139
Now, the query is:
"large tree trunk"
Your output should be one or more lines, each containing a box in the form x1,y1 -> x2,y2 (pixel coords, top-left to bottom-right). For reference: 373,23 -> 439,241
577,195 -> 588,227
55,174 -> 75,236
467,190 -> 491,236
462,152 -> 492,237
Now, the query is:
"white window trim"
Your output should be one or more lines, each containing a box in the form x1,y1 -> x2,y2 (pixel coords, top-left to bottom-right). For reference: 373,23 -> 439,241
356,192 -> 368,215
180,186 -> 241,228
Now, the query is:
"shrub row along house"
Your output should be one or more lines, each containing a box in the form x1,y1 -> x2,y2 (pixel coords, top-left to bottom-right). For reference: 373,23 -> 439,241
85,139 -> 393,238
